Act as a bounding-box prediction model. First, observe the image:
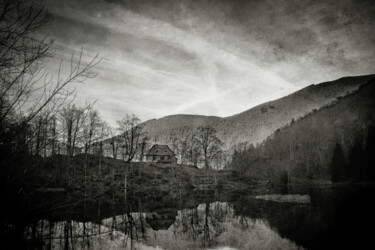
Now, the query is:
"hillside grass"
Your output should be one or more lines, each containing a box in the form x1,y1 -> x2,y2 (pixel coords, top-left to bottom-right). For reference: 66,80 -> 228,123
1,154 -> 250,201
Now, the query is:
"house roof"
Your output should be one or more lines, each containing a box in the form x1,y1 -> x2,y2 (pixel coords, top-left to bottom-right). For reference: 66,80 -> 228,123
146,144 -> 175,156
146,210 -> 177,231
147,219 -> 174,231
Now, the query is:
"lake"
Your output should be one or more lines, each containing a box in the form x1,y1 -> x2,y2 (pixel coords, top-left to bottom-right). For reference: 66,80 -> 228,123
2,184 -> 375,249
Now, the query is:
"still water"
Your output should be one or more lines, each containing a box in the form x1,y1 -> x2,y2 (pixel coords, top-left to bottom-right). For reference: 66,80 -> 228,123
2,185 -> 375,249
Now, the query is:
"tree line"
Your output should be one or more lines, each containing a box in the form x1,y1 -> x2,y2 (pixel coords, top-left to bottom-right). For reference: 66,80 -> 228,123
229,83 -> 375,184
164,125 -> 224,170
0,0 -> 99,160
330,125 -> 375,183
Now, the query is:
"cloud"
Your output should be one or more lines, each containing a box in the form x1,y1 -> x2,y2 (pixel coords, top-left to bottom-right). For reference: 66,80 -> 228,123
41,0 -> 375,125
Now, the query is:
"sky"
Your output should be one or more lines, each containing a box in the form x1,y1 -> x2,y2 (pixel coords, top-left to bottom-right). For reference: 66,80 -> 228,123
40,0 -> 375,125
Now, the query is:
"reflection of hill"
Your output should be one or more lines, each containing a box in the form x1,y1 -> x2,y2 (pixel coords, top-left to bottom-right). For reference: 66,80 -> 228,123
146,209 -> 177,231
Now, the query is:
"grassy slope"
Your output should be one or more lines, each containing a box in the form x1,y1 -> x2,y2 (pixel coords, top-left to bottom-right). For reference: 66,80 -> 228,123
3,154 -> 249,199
1,155 -> 253,229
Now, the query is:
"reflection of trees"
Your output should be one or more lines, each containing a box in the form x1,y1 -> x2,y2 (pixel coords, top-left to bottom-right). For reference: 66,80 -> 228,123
175,206 -> 200,241
15,195 -> 326,249
235,197 -> 250,229
21,212 -> 150,249
122,213 -> 137,249
190,208 -> 199,240
202,202 -> 212,248
117,212 -> 149,249
14,186 -> 375,250
172,201 -> 234,248
13,190 -> 261,249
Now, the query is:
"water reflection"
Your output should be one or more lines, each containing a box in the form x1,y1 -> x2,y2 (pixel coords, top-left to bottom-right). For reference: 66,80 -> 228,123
3,185 -> 375,249
22,202 -> 302,250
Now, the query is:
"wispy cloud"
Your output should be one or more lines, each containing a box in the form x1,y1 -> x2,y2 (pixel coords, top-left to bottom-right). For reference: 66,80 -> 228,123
41,0 -> 375,125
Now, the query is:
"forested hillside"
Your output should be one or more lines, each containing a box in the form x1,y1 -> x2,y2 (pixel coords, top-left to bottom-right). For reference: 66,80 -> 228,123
231,78 -> 375,184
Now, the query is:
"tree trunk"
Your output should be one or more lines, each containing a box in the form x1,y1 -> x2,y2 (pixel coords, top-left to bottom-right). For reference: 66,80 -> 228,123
99,141 -> 103,176
51,120 -> 56,156
204,149 -> 208,170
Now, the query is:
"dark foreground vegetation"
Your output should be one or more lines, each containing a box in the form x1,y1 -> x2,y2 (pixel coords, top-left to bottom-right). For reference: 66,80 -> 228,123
2,174 -> 375,250
0,153 -> 251,205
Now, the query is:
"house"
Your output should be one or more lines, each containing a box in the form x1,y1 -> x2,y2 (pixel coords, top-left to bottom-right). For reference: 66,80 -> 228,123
146,144 -> 177,163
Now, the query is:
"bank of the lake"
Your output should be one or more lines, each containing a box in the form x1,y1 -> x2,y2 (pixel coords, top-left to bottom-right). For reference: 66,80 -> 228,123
1,154 -> 255,201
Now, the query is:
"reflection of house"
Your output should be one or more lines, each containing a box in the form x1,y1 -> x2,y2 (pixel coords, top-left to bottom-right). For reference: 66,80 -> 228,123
146,209 -> 177,231
146,144 -> 177,163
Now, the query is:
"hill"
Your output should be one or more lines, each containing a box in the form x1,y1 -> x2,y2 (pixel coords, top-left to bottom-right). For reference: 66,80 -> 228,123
142,75 -> 375,148
231,76 -> 375,184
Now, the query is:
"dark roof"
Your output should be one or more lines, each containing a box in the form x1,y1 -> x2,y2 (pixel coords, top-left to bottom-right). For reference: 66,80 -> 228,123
146,210 -> 177,231
147,219 -> 174,231
146,144 -> 175,156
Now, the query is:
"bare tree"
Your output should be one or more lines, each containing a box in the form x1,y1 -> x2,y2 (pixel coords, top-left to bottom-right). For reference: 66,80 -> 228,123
231,142 -> 249,174
96,121 -> 109,175
31,111 -> 48,155
185,132 -> 200,166
169,132 -> 179,155
0,1 -> 100,154
0,0 -> 52,125
60,104 -> 87,157
106,125 -> 120,159
138,133 -> 149,162
178,136 -> 189,164
50,114 -> 58,156
83,108 -> 100,154
195,125 -> 222,170
117,114 -> 143,162
59,104 -> 89,184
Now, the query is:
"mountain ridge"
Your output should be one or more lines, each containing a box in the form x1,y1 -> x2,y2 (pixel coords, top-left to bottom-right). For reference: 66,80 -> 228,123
233,75 -> 375,182
141,74 -> 375,148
